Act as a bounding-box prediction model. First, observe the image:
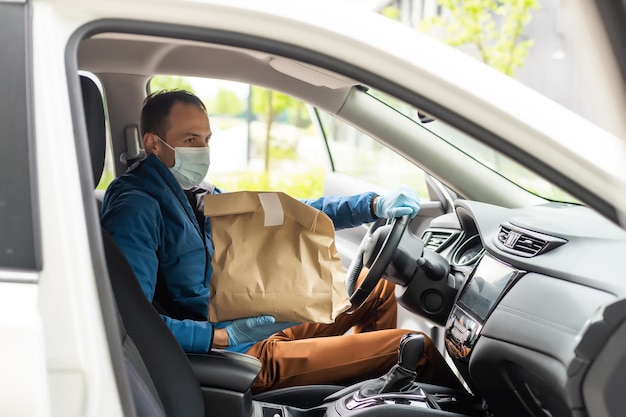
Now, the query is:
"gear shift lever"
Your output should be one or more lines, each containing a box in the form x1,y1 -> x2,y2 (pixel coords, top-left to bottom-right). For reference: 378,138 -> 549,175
398,332 -> 425,370
357,333 -> 425,397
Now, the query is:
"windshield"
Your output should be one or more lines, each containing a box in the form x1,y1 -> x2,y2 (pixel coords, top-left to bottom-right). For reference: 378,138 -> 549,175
367,89 -> 579,204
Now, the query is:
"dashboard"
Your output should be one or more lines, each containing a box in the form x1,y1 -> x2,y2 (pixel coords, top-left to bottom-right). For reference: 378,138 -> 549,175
403,200 -> 626,417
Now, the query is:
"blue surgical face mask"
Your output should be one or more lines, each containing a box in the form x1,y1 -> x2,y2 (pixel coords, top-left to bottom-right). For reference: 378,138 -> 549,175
156,135 -> 211,190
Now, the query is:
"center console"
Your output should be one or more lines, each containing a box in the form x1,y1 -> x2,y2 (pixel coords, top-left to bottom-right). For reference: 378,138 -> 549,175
194,334 -> 485,417
445,254 -> 524,375
253,380 -> 483,417
191,256 -> 526,417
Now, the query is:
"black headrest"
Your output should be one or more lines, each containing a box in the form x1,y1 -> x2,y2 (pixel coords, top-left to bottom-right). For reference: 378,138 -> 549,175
80,75 -> 107,187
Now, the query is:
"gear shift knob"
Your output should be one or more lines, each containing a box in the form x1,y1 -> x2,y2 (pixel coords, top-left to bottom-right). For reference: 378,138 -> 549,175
356,333 -> 425,397
398,333 -> 425,371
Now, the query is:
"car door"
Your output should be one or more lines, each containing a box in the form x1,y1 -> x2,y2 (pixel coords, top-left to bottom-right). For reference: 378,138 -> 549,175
0,2 -> 49,415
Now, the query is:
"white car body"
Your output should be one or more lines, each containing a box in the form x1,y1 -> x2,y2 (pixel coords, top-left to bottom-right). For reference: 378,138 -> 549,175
1,0 -> 625,416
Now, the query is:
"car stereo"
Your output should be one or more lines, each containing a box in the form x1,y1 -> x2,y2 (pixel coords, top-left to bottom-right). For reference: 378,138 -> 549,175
445,254 -> 523,361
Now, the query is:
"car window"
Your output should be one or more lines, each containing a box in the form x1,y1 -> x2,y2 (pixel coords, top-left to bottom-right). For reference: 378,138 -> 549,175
367,89 -> 579,204
149,76 -> 327,198
315,108 -> 430,200
148,75 -> 431,201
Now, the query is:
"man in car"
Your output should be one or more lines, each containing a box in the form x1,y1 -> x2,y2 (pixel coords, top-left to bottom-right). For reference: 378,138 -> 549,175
100,90 -> 461,393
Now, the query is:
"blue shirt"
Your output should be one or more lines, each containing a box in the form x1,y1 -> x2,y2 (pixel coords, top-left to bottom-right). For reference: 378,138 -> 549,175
101,154 -> 377,353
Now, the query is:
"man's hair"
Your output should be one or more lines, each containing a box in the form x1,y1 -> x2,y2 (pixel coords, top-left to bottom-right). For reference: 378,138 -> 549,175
140,90 -> 207,139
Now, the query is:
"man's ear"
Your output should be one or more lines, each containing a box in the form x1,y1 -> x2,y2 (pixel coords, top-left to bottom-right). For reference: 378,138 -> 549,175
144,133 -> 158,154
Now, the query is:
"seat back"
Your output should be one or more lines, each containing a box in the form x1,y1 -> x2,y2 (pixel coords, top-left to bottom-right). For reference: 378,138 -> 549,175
102,228 -> 205,417
80,75 -> 205,417
80,76 -> 106,187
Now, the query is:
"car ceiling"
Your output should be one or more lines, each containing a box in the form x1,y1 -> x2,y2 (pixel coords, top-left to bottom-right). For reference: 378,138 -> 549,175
78,34 -> 354,114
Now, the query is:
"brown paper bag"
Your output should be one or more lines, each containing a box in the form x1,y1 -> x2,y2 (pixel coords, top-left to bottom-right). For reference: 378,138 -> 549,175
204,191 -> 350,323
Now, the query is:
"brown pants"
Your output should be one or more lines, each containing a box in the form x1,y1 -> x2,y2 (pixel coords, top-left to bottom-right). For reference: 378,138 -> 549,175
246,278 -> 460,393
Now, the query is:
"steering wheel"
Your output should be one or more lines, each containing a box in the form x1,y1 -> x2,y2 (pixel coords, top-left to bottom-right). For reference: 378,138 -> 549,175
345,214 -> 410,312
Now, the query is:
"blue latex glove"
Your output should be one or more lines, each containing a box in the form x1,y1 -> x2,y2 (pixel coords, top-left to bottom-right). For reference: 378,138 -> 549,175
375,186 -> 421,219
225,315 -> 300,346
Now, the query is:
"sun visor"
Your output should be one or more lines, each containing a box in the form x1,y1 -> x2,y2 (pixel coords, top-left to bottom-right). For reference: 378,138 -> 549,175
269,57 -> 354,89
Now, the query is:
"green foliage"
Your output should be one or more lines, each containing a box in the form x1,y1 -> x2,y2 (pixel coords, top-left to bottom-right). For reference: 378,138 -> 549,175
419,0 -> 540,76
287,102 -> 312,129
96,170 -> 115,190
251,86 -> 294,115
380,5 -> 401,21
250,87 -> 307,172
250,87 -> 311,127
268,144 -> 297,161
149,75 -> 196,93
209,168 -> 326,199
212,88 -> 244,116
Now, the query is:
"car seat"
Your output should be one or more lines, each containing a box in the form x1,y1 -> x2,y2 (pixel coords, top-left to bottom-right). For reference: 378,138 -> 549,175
80,74 -> 206,416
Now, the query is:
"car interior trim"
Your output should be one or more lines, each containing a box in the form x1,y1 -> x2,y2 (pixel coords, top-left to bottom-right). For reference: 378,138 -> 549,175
0,1 -> 40,271
0,270 -> 38,284
65,34 -> 138,417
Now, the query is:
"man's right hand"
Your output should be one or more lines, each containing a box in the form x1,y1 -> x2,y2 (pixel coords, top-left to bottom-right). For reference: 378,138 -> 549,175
222,315 -> 300,347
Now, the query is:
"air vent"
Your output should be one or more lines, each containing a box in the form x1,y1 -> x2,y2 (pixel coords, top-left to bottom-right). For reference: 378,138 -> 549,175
496,224 -> 566,257
421,229 -> 459,252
